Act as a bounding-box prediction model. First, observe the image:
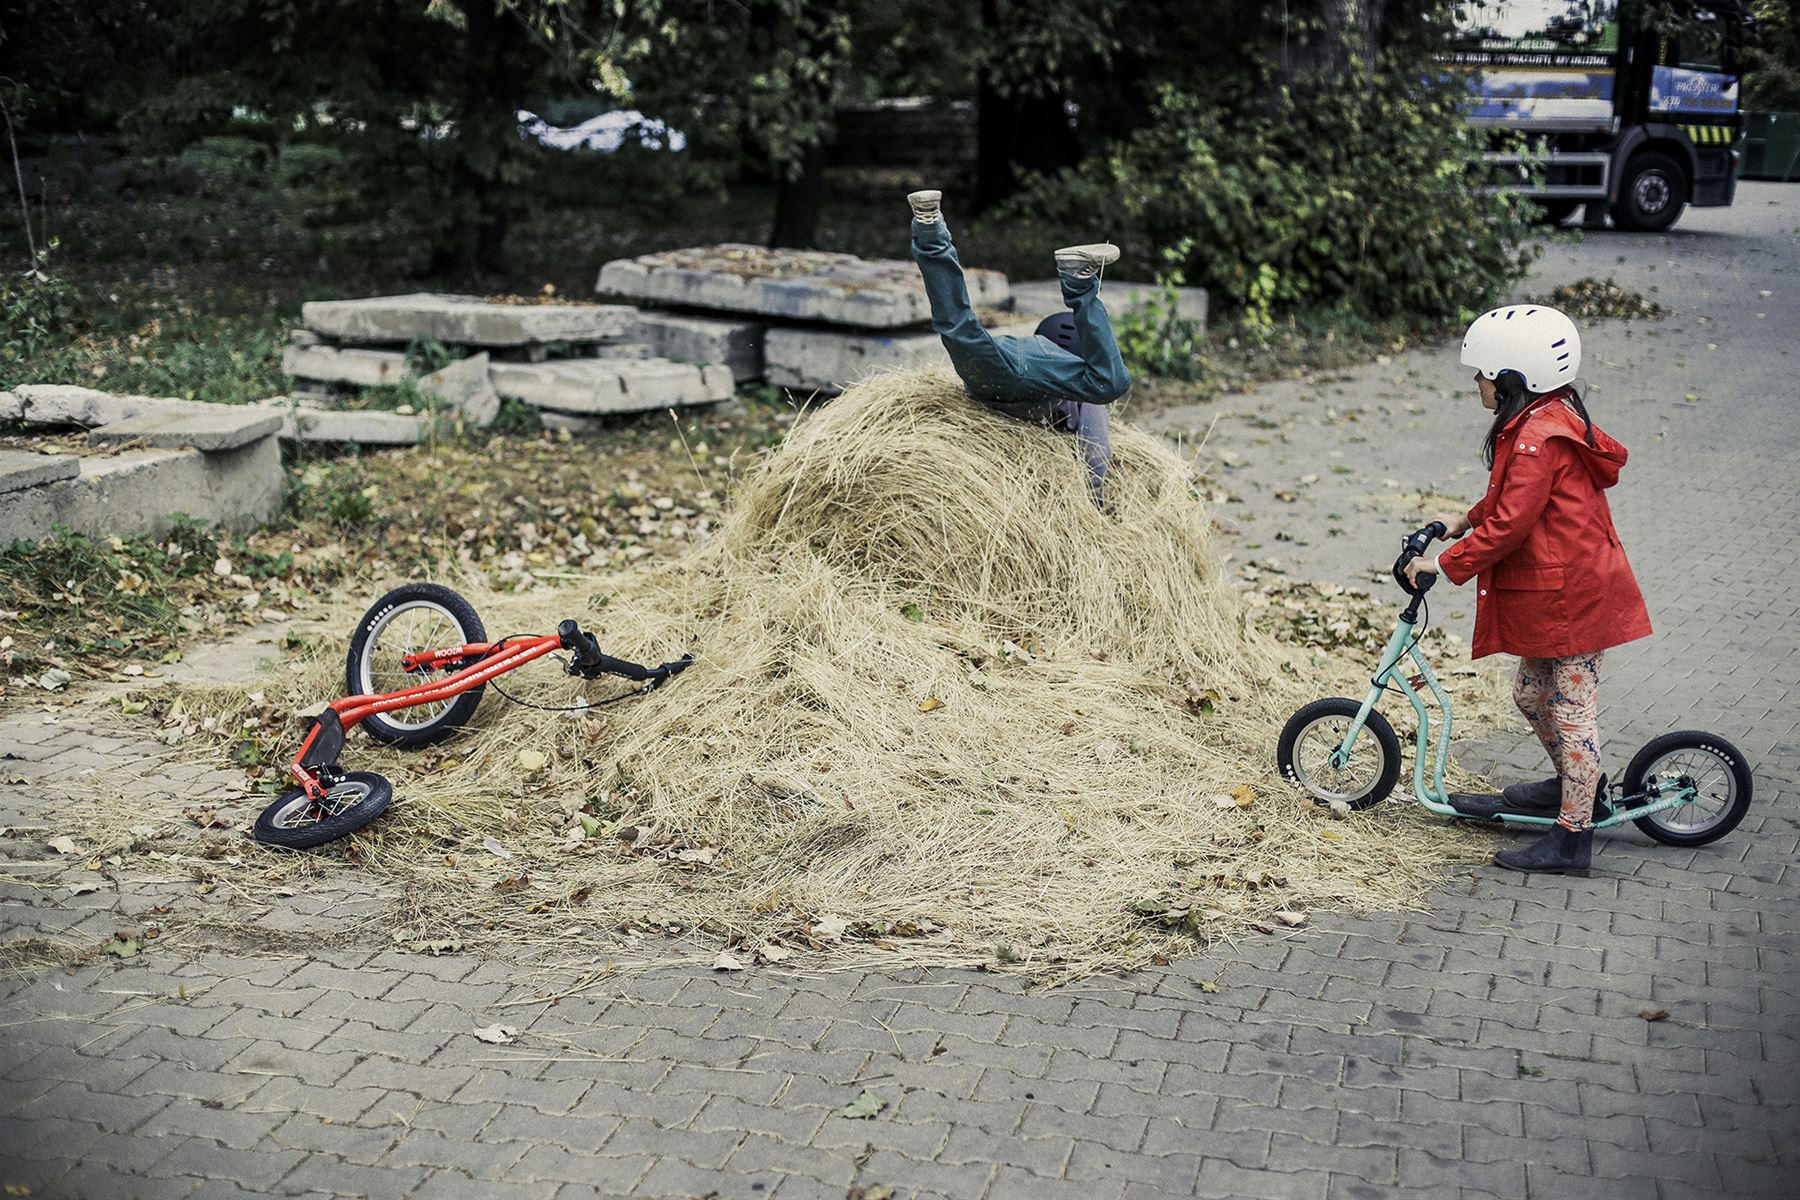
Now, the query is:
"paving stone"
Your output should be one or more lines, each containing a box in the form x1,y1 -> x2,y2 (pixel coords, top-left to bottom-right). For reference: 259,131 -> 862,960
489,356 -> 732,415
597,244 -> 1009,328
630,310 -> 768,381
0,450 -> 79,494
281,342 -> 412,387
88,408 -> 283,452
419,352 -> 502,427
302,293 -> 636,346
260,399 -> 426,444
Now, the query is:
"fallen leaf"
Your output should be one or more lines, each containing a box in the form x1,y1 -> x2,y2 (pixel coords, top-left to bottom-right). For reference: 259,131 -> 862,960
47,836 -> 78,855
712,950 -> 747,972
839,1089 -> 888,1120
1231,785 -> 1256,809
757,944 -> 794,964
1211,794 -> 1238,809
36,668 -> 72,692
1638,1009 -> 1671,1023
481,837 -> 513,860
492,874 -> 532,893
103,934 -> 142,959
917,697 -> 944,714
472,1024 -> 518,1044
849,1187 -> 895,1200
1199,980 -> 1220,993
68,882 -> 101,897
516,749 -> 547,774
1326,799 -> 1352,817
1273,910 -> 1307,927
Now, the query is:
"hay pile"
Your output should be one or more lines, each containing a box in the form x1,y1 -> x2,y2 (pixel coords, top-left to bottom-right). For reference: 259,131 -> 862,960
153,369 -> 1504,977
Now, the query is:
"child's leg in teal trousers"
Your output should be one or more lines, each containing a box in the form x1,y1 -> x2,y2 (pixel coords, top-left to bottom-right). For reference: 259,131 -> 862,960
1060,274 -> 1133,403
911,218 -> 1016,397
1515,653 -> 1605,829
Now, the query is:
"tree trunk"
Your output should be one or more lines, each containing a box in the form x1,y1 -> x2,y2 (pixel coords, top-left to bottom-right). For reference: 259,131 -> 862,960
769,143 -> 827,248
435,1 -> 523,279
974,0 -> 1080,212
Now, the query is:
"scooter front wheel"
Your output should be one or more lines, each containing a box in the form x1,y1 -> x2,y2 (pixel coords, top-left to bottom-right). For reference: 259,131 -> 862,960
1277,698 -> 1401,810
1624,730 -> 1752,847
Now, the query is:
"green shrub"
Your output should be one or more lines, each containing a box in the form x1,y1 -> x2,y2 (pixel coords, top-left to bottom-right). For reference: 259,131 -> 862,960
1005,62 -> 1537,329
1113,271 -> 1205,381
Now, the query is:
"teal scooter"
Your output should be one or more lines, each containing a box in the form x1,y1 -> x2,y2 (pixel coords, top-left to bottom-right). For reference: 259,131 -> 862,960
1276,523 -> 1753,846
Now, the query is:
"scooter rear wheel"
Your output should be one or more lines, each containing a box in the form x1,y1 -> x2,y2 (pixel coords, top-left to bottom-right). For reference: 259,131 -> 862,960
1623,731 -> 1752,847
1277,698 -> 1401,810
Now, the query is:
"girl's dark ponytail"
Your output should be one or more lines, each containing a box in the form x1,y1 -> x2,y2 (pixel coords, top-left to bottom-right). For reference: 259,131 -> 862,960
1481,371 -> 1534,467
1481,373 -> 1596,467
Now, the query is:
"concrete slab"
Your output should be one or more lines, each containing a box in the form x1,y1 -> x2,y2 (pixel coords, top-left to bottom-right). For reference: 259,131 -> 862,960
489,357 -> 733,415
301,293 -> 637,346
0,390 -> 20,421
596,244 -> 1009,328
630,311 -> 767,381
417,352 -> 500,427
0,441 -> 282,543
88,409 -> 284,452
257,402 -> 426,445
11,385 -> 201,429
0,450 -> 80,494
282,343 -> 412,389
1008,279 -> 1209,328
764,321 -> 1039,394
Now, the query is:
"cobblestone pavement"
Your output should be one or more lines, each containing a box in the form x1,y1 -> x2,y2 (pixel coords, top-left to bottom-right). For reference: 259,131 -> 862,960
3,185 -> 1796,1199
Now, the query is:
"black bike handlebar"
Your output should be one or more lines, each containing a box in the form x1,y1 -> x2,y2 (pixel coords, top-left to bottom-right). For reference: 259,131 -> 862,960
557,620 -> 694,684
1392,521 -> 1448,606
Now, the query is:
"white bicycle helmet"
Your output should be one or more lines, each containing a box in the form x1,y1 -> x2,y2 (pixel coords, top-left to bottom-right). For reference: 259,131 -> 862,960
1461,305 -> 1581,394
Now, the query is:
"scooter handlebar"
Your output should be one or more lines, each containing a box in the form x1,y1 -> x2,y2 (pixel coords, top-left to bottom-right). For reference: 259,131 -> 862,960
1392,521 -> 1448,598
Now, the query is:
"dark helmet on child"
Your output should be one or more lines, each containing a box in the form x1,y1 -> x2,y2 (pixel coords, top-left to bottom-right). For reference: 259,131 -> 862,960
1035,312 -> 1082,354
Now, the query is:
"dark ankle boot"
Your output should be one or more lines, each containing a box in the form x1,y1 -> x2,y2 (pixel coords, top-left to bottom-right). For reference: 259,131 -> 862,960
1494,824 -> 1593,876
1500,776 -> 1562,811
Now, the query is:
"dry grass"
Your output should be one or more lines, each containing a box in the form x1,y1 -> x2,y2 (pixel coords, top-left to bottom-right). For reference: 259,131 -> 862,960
114,369 -> 1512,980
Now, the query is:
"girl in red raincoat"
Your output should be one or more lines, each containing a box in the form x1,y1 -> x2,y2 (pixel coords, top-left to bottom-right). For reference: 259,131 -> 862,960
1404,304 -> 1652,877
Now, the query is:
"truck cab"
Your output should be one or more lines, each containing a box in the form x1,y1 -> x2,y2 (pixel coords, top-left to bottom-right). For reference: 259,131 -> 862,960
1445,1 -> 1750,231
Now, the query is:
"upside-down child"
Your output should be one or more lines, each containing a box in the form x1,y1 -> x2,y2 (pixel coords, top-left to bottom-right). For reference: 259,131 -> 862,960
1406,304 -> 1652,876
906,189 -> 1132,502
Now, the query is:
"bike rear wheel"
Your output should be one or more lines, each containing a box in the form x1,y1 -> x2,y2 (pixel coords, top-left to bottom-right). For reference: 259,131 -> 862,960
1277,698 -> 1401,810
1624,731 -> 1752,847
346,583 -> 487,748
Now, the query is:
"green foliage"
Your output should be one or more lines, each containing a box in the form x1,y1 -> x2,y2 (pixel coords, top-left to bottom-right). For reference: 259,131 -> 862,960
1744,0 -> 1800,111
284,461 -> 383,528
1,247 -> 76,366
1112,272 -> 1205,381
1005,62 -> 1537,327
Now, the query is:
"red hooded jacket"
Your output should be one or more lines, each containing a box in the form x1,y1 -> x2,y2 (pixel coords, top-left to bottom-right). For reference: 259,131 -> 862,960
1438,392 -> 1652,660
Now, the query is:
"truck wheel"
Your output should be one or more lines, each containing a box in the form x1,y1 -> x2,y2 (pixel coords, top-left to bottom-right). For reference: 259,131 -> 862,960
1611,152 -> 1688,232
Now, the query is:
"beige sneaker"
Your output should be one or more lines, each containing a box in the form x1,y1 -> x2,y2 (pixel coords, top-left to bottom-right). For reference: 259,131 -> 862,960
1054,242 -> 1121,279
907,189 -> 944,224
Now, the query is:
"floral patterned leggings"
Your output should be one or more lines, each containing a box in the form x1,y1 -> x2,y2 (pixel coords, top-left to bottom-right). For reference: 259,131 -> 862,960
1514,653 -> 1605,830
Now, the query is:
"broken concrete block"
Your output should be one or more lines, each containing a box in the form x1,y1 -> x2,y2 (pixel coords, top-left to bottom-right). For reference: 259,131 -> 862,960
629,310 -> 767,381
0,450 -> 80,494
289,329 -> 323,348
258,402 -> 426,445
0,391 -> 20,421
418,352 -> 501,428
589,342 -> 656,360
13,385 -> 173,428
0,442 -> 282,543
597,244 -> 1009,329
764,321 -> 1039,394
282,343 -> 412,389
489,357 -> 733,415
1008,279 -> 1209,328
301,293 -> 637,347
88,408 -> 284,452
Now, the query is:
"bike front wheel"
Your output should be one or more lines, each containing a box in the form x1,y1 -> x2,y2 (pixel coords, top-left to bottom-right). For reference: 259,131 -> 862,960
1277,698 -> 1401,810
1624,731 -> 1752,847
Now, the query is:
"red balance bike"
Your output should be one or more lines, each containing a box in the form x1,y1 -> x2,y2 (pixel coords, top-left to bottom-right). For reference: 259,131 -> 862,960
253,583 -> 692,849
